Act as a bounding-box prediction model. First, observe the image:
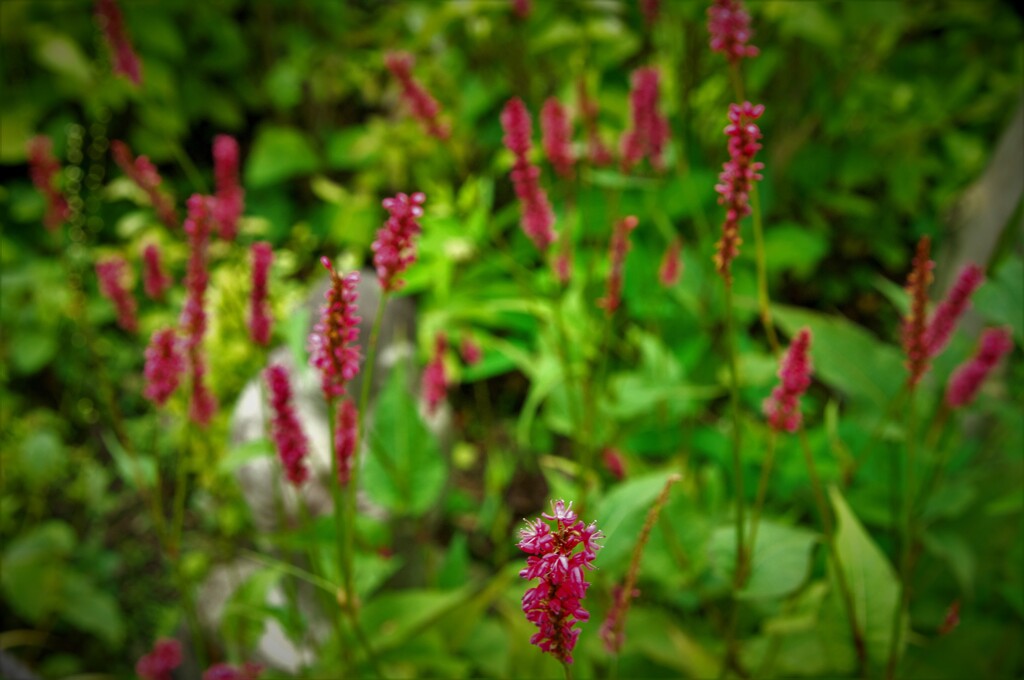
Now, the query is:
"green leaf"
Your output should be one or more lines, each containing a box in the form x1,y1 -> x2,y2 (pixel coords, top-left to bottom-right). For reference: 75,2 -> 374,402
10,327 -> 58,375
763,224 -> 830,279
974,255 -> 1023,344
218,438 -> 274,474
34,32 -> 93,89
363,366 -> 445,516
706,521 -> 818,600
244,125 -> 320,188
18,429 -> 65,488
59,570 -> 125,646
1,521 -> 75,622
594,471 -> 680,573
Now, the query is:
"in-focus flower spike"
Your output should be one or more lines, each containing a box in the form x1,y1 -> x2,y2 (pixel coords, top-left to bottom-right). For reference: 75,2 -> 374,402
213,135 -> 245,240
265,364 -> 310,487
598,215 -> 639,315
111,140 -> 178,228
179,194 -> 218,425
620,67 -> 669,172
143,327 -> 184,406
384,52 -> 450,140
136,638 -> 181,680
202,661 -> 263,680
423,333 -> 448,416
501,98 -> 557,252
309,258 -> 362,399
372,192 -> 426,293
142,243 -> 172,300
707,0 -> 759,63
518,499 -> 603,665
96,255 -> 138,332
762,328 -> 813,432
95,0 -> 142,85
713,101 -> 765,285
946,327 -> 1013,409
925,264 -> 984,358
659,236 -> 683,287
541,97 -> 574,178
27,136 -> 71,231
576,77 -> 613,167
249,241 -> 273,347
902,236 -> 935,387
335,397 -> 358,486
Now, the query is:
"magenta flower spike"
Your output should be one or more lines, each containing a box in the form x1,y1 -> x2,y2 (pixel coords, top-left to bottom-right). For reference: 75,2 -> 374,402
620,67 -> 669,172
902,236 -> 935,387
111,141 -> 178,229
946,327 -> 1013,409
384,52 -> 450,140
96,255 -> 138,332
519,500 -> 603,665
713,101 -> 765,285
135,638 -> 181,680
265,364 -> 310,487
309,258 -> 362,399
460,335 -> 482,366
512,0 -> 531,19
763,328 -> 814,432
143,327 -> 184,407
249,241 -> 273,347
372,191 -> 426,293
501,97 -> 557,252
423,333 -> 448,416
95,0 -> 142,85
334,397 -> 358,486
202,662 -> 263,680
659,236 -> 683,288
541,97 -> 574,178
641,0 -> 660,27
26,136 -> 71,231
598,215 -> 639,315
925,264 -> 985,358
142,243 -> 172,300
707,0 -> 759,63
213,135 -> 245,240
179,195 -> 218,425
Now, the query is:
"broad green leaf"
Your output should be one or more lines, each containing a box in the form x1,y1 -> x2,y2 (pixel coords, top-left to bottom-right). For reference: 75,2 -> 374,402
707,521 -> 818,600
59,570 -> 125,646
594,471 -> 680,573
763,224 -> 829,279
34,32 -> 93,89
628,606 -> 720,677
1,521 -> 75,621
218,438 -> 274,474
103,431 -> 157,490
245,125 -> 320,188
18,429 -> 64,487
360,586 -> 474,654
974,255 -> 1023,344
10,327 -> 58,375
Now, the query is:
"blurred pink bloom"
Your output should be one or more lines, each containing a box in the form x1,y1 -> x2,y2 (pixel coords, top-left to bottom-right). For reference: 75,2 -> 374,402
902,236 -> 935,387
135,638 -> 181,680
641,0 -> 660,26
659,236 -> 683,287
518,500 -> 602,665
27,136 -> 71,231
460,336 -> 483,366
713,101 -> 764,285
142,243 -> 172,300
603,447 -> 626,480
598,216 -> 639,315
707,0 -> 759,63
95,0 -> 142,85
309,258 -> 362,399
212,135 -> 244,240
925,264 -> 984,358
335,397 -> 358,486
372,192 -> 426,293
512,0 -> 531,19
620,67 -> 669,172
188,357 -> 217,426
423,333 -> 448,416
385,52 -> 450,140
501,98 -> 557,252
202,662 -> 263,680
763,328 -> 813,432
554,249 -> 573,286
143,327 -> 184,406
249,242 -> 273,346
265,364 -> 310,487
96,255 -> 137,332
946,327 -> 1013,409
179,195 -> 218,425
111,140 -> 178,229
541,97 -> 574,178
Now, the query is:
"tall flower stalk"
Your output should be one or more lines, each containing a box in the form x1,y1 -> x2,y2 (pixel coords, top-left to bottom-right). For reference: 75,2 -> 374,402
501,97 -> 557,253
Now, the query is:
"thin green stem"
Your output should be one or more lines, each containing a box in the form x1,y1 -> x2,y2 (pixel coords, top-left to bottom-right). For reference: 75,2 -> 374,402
749,186 -> 779,355
850,385 -> 909,482
172,142 -> 209,194
724,285 -> 747,586
746,433 -> 777,569
326,395 -> 353,672
886,392 -> 917,679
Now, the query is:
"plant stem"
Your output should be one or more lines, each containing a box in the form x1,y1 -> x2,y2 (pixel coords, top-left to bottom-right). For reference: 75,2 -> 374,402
724,285 -> 747,586
749,185 -> 779,354
746,432 -> 777,569
886,392 -> 917,679
172,142 -> 209,194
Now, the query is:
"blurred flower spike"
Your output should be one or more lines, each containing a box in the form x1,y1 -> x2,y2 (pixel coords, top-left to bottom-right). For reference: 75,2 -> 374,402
501,97 -> 557,252
309,259 -> 362,399
946,327 -> 1013,409
763,328 -> 813,432
372,192 -> 426,293
95,0 -> 142,85
385,52 -> 450,140
27,136 -> 71,231
708,0 -> 759,63
713,101 -> 765,285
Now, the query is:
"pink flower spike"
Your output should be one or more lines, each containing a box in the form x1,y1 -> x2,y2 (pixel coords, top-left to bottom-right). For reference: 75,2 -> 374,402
659,236 -> 683,287
541,97 -> 574,178
902,236 -> 935,387
142,243 -> 172,300
111,140 -> 178,229
603,447 -> 626,480
213,135 -> 245,240
423,333 -> 449,416
384,52 -> 450,140
620,67 -> 669,172
512,0 -> 531,19
460,335 -> 482,366
95,0 -> 142,85
27,136 -> 71,231
135,638 -> 181,680
372,192 -> 426,293
203,662 -> 263,680
335,397 -> 358,486
309,259 -> 362,399
707,0 -> 759,64
249,241 -> 273,346
501,97 -> 557,252
713,101 -> 765,285
96,255 -> 138,332
763,328 -> 813,433
925,264 -> 984,358
178,194 -> 218,426
946,327 -> 1013,409
598,216 -> 639,315
188,355 -> 218,427
641,0 -> 660,27
519,499 -> 603,665
265,364 -> 310,487
143,327 -> 184,406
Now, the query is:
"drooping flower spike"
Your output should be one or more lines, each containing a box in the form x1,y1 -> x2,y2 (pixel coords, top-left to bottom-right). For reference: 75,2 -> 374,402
309,258 -> 362,399
95,0 -> 142,85
27,136 -> 71,231
265,364 -> 310,487
707,0 -> 759,64
763,328 -> 813,433
659,236 -> 683,288
620,67 -> 669,172
925,263 -> 984,358
372,192 -> 426,293
213,135 -> 244,240
501,98 -> 557,252
111,140 -> 177,228
902,236 -> 935,387
249,242 -> 273,347
95,255 -> 138,332
384,52 -> 450,140
423,333 -> 448,416
946,327 -> 1013,409
598,216 -> 639,315
143,327 -> 184,407
541,97 -> 574,178
142,243 -> 172,300
179,195 -> 218,425
135,638 -> 181,680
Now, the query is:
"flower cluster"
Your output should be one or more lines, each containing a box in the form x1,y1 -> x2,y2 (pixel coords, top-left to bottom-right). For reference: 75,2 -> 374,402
763,328 -> 813,432
576,78 -> 613,167
249,241 -> 273,346
111,140 -> 177,228
179,194 -> 217,425
334,397 -> 358,486
713,101 -> 765,284
460,336 -> 482,366
27,136 -> 70,231
265,364 -> 310,487
925,264 -> 984,358
946,327 -> 1013,409
203,662 -> 263,680
423,333 -> 448,416
95,0 -> 141,85
541,97 -> 574,178
142,243 -> 172,300
213,135 -> 244,240
372,192 -> 426,293
620,67 -> 669,172
135,638 -> 181,680
501,98 -> 557,252
518,500 -> 603,665
707,0 -> 759,63
384,52 -> 450,140
309,258 -> 362,399
598,216 -> 639,315
659,236 -> 683,288
96,255 -> 137,332
143,327 -> 184,406
902,236 -> 935,387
